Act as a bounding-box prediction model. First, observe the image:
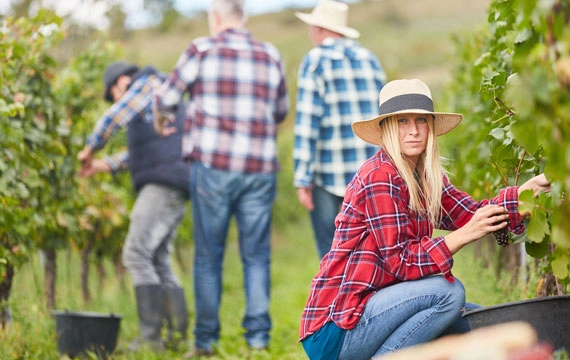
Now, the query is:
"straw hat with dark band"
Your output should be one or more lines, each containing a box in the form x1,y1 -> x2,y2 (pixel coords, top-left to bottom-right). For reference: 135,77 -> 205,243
295,0 -> 360,39
352,79 -> 463,146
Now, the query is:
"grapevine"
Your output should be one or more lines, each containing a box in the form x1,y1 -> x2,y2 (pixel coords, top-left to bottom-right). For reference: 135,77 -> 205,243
444,0 -> 570,293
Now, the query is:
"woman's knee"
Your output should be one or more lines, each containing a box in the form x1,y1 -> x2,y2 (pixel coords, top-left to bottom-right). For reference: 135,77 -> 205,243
445,278 -> 466,312
426,276 -> 466,313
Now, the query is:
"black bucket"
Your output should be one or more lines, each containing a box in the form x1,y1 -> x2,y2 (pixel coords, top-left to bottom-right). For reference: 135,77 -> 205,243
54,310 -> 122,359
464,295 -> 570,351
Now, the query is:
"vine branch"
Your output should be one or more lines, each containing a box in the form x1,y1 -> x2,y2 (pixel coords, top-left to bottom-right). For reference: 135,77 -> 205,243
514,150 -> 527,186
494,96 -> 515,117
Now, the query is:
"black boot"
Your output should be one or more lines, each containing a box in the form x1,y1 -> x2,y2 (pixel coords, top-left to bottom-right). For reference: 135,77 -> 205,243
163,286 -> 189,348
129,284 -> 165,351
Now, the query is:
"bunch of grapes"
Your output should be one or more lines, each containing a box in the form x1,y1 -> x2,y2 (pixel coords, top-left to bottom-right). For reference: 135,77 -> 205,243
493,220 -> 511,247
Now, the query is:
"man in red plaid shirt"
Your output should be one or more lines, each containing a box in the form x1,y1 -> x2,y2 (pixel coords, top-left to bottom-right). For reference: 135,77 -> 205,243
153,0 -> 288,356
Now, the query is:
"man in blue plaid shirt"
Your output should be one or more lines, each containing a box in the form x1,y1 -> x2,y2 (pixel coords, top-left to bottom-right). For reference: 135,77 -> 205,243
293,0 -> 386,259
153,0 -> 288,355
78,62 -> 190,351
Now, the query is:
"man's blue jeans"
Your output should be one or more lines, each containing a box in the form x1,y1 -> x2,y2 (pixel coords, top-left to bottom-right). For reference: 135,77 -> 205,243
309,186 -> 344,259
337,276 -> 467,360
190,162 -> 275,351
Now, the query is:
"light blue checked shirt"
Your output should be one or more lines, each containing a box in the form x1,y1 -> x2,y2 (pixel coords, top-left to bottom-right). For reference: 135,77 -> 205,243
293,37 -> 386,197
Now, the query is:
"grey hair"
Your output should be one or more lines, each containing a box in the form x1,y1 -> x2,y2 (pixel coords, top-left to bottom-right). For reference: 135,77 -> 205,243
209,0 -> 247,21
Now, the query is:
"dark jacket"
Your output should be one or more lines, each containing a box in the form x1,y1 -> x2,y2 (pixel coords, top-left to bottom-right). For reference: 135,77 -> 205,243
126,66 -> 190,196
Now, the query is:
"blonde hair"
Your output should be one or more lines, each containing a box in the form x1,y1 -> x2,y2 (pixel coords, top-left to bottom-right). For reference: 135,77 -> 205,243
379,116 -> 445,225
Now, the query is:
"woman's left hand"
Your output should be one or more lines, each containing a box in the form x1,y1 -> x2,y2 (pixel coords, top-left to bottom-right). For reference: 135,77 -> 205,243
518,174 -> 551,197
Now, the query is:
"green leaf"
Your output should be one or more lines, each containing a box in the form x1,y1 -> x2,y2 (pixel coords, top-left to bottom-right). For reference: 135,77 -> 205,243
552,221 -> 570,249
489,127 -> 505,140
525,240 -> 549,258
551,246 -> 570,279
514,27 -> 533,44
517,189 -> 535,215
526,207 -> 549,242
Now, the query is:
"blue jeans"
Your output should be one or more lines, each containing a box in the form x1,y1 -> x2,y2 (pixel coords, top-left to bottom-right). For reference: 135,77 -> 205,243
190,162 -> 275,350
122,184 -> 187,287
309,186 -> 344,259
337,276 -> 467,360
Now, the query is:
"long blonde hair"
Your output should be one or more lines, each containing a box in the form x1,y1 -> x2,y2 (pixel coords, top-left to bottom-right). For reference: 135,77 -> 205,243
380,115 -> 445,225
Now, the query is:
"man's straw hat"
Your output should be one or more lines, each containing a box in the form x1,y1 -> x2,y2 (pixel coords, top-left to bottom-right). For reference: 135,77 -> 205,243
352,79 -> 463,146
295,0 -> 360,39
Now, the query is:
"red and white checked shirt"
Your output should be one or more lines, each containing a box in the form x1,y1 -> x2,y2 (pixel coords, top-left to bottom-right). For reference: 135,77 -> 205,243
154,28 -> 289,174
299,149 -> 523,340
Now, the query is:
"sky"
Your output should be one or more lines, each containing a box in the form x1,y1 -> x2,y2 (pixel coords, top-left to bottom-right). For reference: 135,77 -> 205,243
0,0 -> 358,30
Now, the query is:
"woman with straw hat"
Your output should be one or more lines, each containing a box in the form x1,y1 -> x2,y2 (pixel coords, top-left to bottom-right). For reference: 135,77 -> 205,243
298,79 -> 551,360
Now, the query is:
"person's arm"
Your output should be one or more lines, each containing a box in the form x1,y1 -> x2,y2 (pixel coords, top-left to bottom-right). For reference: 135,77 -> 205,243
274,57 -> 289,124
153,42 -> 201,133
79,77 -> 154,165
79,159 -> 111,178
293,55 -> 323,207
439,174 -> 550,254
104,151 -> 129,174
85,78 -> 154,152
296,187 -> 314,211
443,204 -> 509,254
517,173 -> 551,219
518,174 -> 551,196
79,151 -> 128,178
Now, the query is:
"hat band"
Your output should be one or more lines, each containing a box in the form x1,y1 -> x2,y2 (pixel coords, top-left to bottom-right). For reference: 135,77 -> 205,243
378,93 -> 434,116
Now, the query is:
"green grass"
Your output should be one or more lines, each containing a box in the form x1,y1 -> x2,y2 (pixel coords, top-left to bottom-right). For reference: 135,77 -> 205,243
1,220 -> 318,359
2,219 -> 536,359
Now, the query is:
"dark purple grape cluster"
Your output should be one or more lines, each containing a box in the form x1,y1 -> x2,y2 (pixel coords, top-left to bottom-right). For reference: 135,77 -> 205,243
493,220 -> 510,247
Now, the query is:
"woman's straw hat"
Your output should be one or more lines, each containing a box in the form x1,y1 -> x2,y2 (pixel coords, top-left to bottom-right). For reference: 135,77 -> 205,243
295,0 -> 360,39
352,79 -> 463,146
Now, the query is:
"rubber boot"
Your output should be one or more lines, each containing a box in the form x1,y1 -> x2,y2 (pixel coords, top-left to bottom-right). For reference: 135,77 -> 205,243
129,284 -> 165,351
163,286 -> 189,348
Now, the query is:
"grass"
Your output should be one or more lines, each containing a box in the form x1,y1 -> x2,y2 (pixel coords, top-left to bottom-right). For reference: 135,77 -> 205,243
2,220 -> 318,359
1,220 -> 537,359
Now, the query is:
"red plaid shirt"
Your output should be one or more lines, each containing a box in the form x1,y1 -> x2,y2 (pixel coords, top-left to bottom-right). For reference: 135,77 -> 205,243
299,149 -> 523,340
154,28 -> 289,174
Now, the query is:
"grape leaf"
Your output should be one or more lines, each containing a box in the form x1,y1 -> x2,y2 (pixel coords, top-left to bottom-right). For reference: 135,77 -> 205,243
517,189 -> 535,215
526,208 -> 549,243
525,241 -> 549,259
551,246 -> 570,279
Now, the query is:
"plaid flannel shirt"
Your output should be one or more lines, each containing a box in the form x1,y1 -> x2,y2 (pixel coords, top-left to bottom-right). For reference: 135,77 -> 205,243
299,149 -> 523,340
86,73 -> 162,172
104,150 -> 129,173
154,28 -> 289,174
294,37 -> 386,197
